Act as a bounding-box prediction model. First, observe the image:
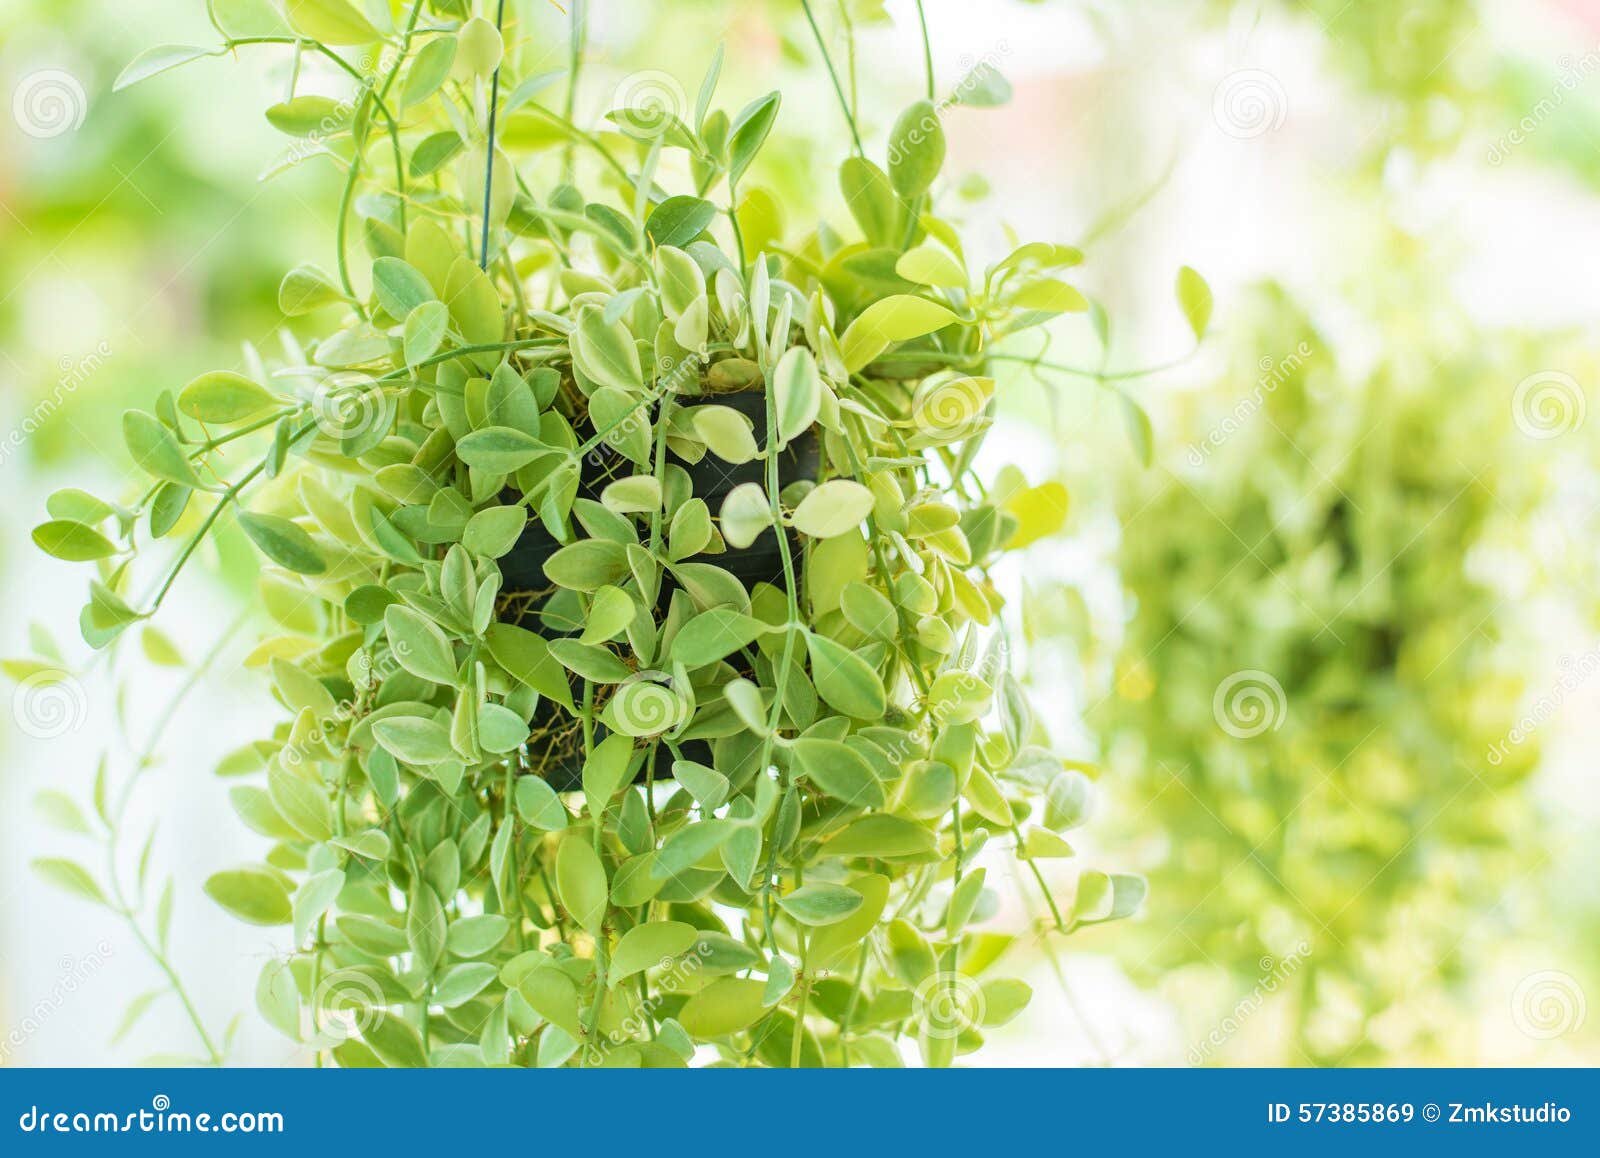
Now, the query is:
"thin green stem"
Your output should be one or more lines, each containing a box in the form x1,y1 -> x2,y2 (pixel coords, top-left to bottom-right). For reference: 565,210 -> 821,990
913,0 -> 935,100
799,0 -> 863,156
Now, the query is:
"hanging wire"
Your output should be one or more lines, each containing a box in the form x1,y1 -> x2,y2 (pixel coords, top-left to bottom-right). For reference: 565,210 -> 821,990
479,0 -> 508,270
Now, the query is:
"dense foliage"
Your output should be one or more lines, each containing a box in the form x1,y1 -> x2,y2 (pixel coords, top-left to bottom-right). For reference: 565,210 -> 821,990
1095,283 -> 1550,1063
19,0 -> 1165,1067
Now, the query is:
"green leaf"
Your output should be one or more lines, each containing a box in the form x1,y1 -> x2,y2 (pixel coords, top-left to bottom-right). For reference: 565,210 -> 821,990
363,1009 -> 430,1067
285,0 -> 380,46
46,488 -> 115,525
265,95 -> 347,136
485,623 -> 575,710
556,836 -> 608,936
446,914 -> 511,958
33,520 -> 118,562
34,858 -> 108,905
1010,278 -> 1088,314
514,776 -> 569,831
580,585 -> 637,645
791,737 -> 884,808
457,425 -> 550,473
205,866 -> 292,925
773,345 -> 821,446
278,264 -> 344,315
824,815 -> 937,859
372,716 -> 456,765
671,760 -> 730,811
35,791 -> 91,834
407,884 -> 447,969
840,296 -> 960,371
609,921 -> 698,983
679,977 -> 766,1038
462,504 -> 526,558
777,883 -> 865,927
728,92 -> 781,187
645,196 -> 717,248
582,733 -> 636,819
887,100 -> 946,198
690,405 -> 758,465
895,246 -> 967,289
671,609 -> 768,667
571,307 -> 643,393
652,820 -> 735,879
122,410 -> 198,488
113,45 -> 213,92
839,158 -> 900,248
384,606 -> 458,685
792,480 -> 874,539
371,256 -> 436,320
600,475 -> 661,515
1176,265 -> 1212,341
403,35 -> 457,108
404,300 -> 449,367
478,703 -> 530,753
178,371 -> 277,424
718,483 -> 772,551
1119,394 -> 1153,468
542,539 -> 630,592
237,511 -> 327,575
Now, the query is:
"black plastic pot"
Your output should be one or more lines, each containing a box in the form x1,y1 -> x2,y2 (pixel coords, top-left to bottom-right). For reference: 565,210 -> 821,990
500,390 -> 819,790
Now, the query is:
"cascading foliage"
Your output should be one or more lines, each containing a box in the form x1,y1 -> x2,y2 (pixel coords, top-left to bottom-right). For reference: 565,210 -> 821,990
1095,284 -> 1549,1064
24,0 -> 1160,1067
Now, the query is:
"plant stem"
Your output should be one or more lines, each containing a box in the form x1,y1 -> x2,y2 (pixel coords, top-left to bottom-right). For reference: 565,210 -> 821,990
799,0 -> 863,156
479,0 -> 508,270
563,0 -> 586,182
913,0 -> 935,100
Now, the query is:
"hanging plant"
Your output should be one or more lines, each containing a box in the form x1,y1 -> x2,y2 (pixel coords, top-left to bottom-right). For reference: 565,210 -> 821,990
22,0 -> 1166,1067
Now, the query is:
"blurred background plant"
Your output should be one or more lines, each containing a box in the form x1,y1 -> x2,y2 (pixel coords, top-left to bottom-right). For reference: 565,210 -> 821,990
4,0 -> 1599,1065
